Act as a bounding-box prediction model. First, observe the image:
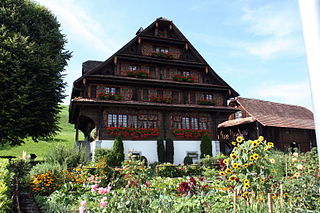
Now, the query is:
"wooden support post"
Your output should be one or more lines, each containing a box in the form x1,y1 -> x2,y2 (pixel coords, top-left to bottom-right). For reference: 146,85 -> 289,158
268,193 -> 273,213
233,190 -> 237,213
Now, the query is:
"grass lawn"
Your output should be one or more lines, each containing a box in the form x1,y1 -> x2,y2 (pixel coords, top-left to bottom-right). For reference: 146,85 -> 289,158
0,105 -> 84,160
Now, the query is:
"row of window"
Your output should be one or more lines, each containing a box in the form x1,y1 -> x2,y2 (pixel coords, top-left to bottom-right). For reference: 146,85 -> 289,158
106,114 -> 208,130
128,65 -> 192,77
106,114 -> 157,128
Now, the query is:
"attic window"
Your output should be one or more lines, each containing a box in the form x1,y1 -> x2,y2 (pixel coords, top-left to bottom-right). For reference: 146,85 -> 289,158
203,94 -> 213,100
154,46 -> 169,53
105,87 -> 117,95
182,71 -> 190,76
235,111 -> 242,119
129,65 -> 140,71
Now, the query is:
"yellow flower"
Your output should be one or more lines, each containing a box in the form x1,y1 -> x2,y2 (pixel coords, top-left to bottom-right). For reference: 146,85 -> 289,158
258,136 -> 264,142
236,136 -> 244,143
297,164 -> 303,170
249,155 -> 255,161
293,172 -> 301,178
229,175 -> 237,181
267,142 -> 274,147
223,159 -> 229,165
244,184 -> 250,189
260,178 -> 266,183
243,179 -> 249,184
219,171 -> 226,176
243,163 -> 249,168
253,153 -> 259,160
292,157 -> 298,162
272,195 -> 277,199
232,163 -> 238,169
264,147 -> 270,151
231,141 -> 237,146
242,191 -> 249,197
251,141 -> 258,148
269,159 -> 275,164
225,168 -> 232,174
230,153 -> 237,160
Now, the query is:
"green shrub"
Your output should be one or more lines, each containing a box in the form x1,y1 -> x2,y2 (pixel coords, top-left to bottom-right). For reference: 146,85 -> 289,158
165,138 -> 174,163
94,148 -> 113,162
183,156 -> 193,165
184,165 -> 204,176
112,135 -> 124,166
156,163 -> 184,177
200,133 -> 212,158
29,162 -> 66,178
0,159 -> 14,212
157,138 -> 165,163
44,145 -> 87,168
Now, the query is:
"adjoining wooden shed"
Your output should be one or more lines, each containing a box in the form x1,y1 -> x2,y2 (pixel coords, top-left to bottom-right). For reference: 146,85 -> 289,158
218,97 -> 316,153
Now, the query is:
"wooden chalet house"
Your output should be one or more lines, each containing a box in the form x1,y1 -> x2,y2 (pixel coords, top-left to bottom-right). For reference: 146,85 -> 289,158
69,17 -> 239,163
218,97 -> 316,153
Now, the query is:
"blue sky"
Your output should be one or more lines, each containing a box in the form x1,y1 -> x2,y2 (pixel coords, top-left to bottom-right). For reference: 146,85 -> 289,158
35,0 -> 313,110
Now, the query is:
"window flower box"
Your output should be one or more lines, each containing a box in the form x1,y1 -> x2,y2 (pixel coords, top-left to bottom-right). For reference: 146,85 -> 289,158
197,99 -> 215,106
106,127 -> 160,139
173,74 -> 196,83
98,92 -> 122,101
151,52 -> 173,59
173,129 -> 209,139
150,96 -> 173,104
127,70 -> 148,78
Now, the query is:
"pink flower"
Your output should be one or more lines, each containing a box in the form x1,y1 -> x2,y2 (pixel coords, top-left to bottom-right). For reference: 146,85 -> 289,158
91,188 -> 96,193
145,181 -> 151,187
91,184 -> 99,189
79,206 -> 85,213
100,200 -> 107,208
98,187 -> 111,195
80,200 -> 86,206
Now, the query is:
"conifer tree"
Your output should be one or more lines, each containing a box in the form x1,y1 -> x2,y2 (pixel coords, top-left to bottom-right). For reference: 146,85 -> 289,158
200,133 -> 212,158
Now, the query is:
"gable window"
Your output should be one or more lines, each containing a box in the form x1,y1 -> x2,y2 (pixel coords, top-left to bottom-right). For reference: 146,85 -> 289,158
106,87 -> 117,95
107,114 -> 128,127
182,71 -> 190,76
235,111 -> 242,119
154,46 -> 169,53
129,65 -> 141,71
203,94 -> 213,100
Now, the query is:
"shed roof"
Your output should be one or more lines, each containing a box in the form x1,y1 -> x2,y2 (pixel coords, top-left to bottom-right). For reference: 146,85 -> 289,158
218,97 -> 315,130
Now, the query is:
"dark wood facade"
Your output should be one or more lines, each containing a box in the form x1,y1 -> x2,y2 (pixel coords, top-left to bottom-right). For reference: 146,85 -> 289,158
218,97 -> 316,153
69,18 -> 239,142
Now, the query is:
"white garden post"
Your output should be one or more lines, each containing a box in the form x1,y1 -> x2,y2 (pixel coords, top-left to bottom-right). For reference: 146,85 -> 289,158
298,0 -> 320,163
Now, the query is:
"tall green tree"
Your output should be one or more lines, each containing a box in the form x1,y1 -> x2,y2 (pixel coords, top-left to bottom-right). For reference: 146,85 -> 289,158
0,0 -> 71,145
113,135 -> 124,166
200,133 -> 212,158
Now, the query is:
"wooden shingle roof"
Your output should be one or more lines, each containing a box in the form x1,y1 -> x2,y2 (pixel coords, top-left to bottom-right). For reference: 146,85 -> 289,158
219,97 -> 315,130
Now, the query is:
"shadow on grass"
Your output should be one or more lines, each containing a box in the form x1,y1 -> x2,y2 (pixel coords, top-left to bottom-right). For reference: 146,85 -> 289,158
44,138 -> 68,143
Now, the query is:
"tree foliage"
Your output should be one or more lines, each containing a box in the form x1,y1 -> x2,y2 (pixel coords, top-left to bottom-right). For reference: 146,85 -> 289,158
200,133 -> 212,158
157,138 -> 165,163
113,135 -> 124,166
165,138 -> 174,163
0,0 -> 71,145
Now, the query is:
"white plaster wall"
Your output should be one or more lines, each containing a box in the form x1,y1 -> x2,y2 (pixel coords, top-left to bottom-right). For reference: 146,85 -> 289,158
91,140 -> 158,163
90,140 -> 221,164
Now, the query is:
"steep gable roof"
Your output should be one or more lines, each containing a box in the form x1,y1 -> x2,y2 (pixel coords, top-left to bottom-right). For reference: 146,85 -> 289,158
219,97 -> 315,130
73,17 -> 239,97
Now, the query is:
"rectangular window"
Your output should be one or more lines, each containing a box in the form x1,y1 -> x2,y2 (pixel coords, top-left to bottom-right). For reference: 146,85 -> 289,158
182,117 -> 190,129
129,65 -> 139,71
191,118 -> 198,129
107,114 -> 127,127
143,89 -> 149,101
106,87 -> 117,95
235,111 -> 242,119
203,94 -> 213,100
154,46 -> 169,53
118,114 -> 128,127
199,121 -> 207,130
129,115 -> 138,128
182,71 -> 190,76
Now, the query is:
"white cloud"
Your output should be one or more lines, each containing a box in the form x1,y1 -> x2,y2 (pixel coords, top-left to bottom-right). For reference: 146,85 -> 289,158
240,3 -> 304,59
35,0 -> 120,56
253,81 -> 313,110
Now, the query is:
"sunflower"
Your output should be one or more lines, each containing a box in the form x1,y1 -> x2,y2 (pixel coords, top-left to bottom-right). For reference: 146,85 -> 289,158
232,163 -> 238,169
243,179 -> 249,184
230,153 -> 237,160
236,164 -> 241,169
219,171 -> 226,176
229,175 -> 237,181
225,168 -> 232,174
236,136 -> 244,143
260,178 -> 266,183
231,141 -> 237,146
244,184 -> 250,189
249,155 -> 255,161
251,141 -> 258,148
243,163 -> 249,168
267,142 -> 274,147
264,147 -> 270,151
223,159 -> 229,165
253,153 -> 259,160
269,159 -> 275,164
258,136 -> 264,142
242,191 -> 249,197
